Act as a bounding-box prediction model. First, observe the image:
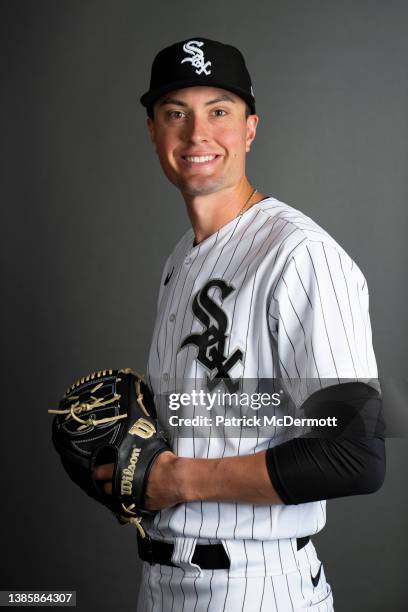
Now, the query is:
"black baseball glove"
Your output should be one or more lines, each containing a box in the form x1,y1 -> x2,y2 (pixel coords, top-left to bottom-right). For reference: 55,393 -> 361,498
48,368 -> 169,538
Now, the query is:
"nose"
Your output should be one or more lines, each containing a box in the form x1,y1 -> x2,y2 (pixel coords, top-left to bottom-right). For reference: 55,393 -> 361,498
184,113 -> 210,144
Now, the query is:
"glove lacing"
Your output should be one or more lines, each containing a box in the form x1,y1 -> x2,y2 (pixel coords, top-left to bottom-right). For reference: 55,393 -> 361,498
48,386 -> 125,430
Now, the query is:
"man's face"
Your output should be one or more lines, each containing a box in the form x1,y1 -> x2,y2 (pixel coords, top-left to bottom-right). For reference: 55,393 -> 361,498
147,86 -> 259,196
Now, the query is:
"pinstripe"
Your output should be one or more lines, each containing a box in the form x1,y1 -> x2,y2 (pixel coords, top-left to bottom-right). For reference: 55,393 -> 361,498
221,571 -> 230,612
172,570 -> 184,612
140,565 -> 147,611
285,574 -> 295,611
242,577 -> 250,611
232,501 -> 238,540
278,311 -> 302,379
192,574 -> 199,612
270,575 -> 278,610
148,563 -> 154,612
180,569 -> 186,612
305,244 -> 340,380
206,570 -> 214,612
277,539 -> 283,573
355,278 -> 370,373
321,244 -> 358,376
159,564 -> 164,612
282,277 -> 310,361
292,539 -> 307,603
169,567 -> 175,612
293,257 -> 313,307
289,538 -> 298,571
278,354 -> 291,378
310,341 -> 322,384
304,545 -> 312,576
337,251 -> 357,348
160,568 -> 169,612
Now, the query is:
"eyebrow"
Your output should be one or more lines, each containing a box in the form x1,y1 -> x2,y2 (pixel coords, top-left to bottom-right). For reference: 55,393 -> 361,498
158,93 -> 236,107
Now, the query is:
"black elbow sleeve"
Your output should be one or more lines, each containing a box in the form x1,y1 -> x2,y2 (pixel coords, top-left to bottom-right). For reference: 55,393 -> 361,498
266,436 -> 386,505
350,437 -> 386,494
266,382 -> 386,504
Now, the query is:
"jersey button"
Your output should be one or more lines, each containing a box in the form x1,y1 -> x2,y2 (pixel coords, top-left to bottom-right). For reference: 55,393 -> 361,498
184,257 -> 191,265
169,313 -> 176,322
163,372 -> 169,382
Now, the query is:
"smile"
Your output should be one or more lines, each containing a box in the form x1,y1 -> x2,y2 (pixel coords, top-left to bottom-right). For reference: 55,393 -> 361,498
181,154 -> 221,166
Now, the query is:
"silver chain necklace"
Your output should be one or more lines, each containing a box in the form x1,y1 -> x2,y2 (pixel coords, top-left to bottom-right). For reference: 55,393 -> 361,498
236,188 -> 258,218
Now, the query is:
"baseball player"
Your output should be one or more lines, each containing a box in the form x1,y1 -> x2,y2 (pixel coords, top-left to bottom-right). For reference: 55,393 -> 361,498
95,37 -> 385,611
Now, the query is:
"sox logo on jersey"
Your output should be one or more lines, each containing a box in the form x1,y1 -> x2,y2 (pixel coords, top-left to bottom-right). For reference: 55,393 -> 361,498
179,279 -> 243,392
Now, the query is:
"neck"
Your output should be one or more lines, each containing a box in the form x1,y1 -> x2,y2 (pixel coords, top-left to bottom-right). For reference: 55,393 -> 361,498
181,178 -> 265,245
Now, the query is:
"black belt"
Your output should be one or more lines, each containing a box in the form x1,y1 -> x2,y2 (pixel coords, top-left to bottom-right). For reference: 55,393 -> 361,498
138,534 -> 310,569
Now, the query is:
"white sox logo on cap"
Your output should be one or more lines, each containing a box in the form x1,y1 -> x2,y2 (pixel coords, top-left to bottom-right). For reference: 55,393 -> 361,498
181,40 -> 212,76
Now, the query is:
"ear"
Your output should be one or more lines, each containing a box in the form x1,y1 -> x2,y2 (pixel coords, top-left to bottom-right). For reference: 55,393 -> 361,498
245,114 -> 259,153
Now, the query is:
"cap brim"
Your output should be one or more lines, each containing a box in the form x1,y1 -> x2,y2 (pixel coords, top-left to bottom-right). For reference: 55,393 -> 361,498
140,79 -> 256,114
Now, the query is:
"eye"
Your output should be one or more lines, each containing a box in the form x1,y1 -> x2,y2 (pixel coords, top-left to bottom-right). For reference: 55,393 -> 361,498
213,109 -> 227,117
168,110 -> 186,120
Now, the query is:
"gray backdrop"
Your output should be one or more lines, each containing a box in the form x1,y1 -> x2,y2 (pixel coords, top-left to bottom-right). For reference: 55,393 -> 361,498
2,0 -> 407,610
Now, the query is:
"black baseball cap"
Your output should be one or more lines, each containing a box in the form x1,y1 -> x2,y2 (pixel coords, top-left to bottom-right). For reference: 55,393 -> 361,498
140,37 -> 256,118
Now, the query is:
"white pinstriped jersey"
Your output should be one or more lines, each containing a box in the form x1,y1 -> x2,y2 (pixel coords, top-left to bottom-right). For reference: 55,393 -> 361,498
145,196 -> 378,542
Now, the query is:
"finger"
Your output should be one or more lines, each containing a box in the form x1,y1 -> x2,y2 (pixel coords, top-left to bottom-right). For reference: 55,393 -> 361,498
103,482 -> 112,495
94,463 -> 114,480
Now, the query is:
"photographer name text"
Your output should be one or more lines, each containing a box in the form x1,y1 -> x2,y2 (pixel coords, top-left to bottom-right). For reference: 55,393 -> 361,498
168,415 -> 338,427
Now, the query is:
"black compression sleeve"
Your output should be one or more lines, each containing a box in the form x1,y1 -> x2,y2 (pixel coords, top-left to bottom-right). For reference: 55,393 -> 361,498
265,436 -> 386,505
265,382 -> 386,504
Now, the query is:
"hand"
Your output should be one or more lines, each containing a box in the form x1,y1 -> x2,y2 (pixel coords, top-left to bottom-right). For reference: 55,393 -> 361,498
93,463 -> 114,496
93,451 -> 183,511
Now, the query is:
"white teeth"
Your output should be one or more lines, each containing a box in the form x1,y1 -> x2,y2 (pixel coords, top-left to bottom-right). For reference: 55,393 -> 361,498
184,155 -> 216,163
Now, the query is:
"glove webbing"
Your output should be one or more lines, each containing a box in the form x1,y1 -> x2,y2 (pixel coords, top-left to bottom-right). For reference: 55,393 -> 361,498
48,391 -> 124,430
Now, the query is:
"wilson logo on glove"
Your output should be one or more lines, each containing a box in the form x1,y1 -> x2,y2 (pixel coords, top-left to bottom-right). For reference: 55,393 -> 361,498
129,418 -> 157,438
121,446 -> 141,495
48,368 -> 169,539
